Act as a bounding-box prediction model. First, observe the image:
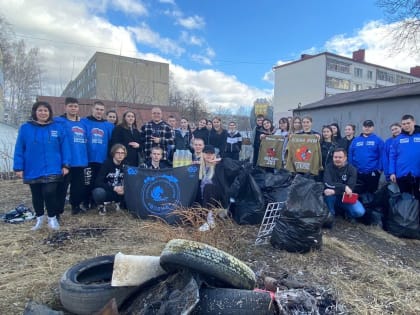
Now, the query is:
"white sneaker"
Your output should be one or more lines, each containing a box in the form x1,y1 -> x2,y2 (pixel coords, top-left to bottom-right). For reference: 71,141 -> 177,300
48,216 -> 60,231
98,205 -> 106,216
31,215 -> 45,231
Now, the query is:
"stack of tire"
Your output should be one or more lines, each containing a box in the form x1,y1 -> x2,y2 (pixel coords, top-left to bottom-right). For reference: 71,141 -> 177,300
59,239 -> 275,314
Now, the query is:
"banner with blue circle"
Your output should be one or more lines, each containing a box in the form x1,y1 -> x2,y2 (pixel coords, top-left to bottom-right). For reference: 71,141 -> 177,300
124,165 -> 200,224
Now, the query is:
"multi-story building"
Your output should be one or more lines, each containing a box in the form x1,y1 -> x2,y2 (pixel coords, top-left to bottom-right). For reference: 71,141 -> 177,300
273,49 -> 420,120
62,52 -> 169,106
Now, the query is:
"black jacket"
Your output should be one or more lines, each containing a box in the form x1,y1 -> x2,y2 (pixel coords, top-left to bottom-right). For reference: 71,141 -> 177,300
323,162 -> 358,195
193,127 -> 210,144
95,158 -> 125,192
110,125 -> 142,166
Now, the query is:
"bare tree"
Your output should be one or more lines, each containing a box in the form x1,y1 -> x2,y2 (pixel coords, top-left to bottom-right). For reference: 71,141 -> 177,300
1,16 -> 42,125
376,0 -> 420,53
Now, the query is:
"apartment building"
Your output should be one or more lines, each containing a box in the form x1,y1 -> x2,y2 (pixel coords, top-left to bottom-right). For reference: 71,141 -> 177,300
62,52 -> 169,106
273,49 -> 420,120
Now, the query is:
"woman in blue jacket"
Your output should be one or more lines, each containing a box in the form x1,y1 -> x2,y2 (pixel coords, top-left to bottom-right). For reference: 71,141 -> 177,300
13,101 -> 71,231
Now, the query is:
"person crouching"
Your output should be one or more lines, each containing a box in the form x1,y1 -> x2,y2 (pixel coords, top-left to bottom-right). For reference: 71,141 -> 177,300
92,144 -> 127,215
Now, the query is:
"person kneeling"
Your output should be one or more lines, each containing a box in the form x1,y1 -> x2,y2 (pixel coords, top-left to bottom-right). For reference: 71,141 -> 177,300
323,148 -> 365,227
198,145 -> 229,231
92,144 -> 126,215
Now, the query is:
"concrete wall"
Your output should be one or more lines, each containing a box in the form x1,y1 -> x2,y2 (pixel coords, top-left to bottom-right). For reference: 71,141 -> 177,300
294,96 -> 420,139
273,55 -> 327,121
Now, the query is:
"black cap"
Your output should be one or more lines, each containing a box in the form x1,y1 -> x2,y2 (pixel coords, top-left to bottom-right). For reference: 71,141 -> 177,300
363,120 -> 374,127
203,145 -> 216,154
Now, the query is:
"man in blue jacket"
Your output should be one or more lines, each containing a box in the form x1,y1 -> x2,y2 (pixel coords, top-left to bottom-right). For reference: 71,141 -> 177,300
81,101 -> 114,209
390,114 -> 420,200
55,97 -> 89,215
348,120 -> 384,193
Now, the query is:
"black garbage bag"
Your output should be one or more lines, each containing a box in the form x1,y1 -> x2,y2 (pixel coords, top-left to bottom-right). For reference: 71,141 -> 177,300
120,270 -> 200,315
386,192 -> 420,239
251,167 -> 267,191
264,169 -> 293,188
270,175 -> 328,253
263,170 -> 293,203
284,175 -> 328,218
230,172 -> 265,225
270,216 -> 323,253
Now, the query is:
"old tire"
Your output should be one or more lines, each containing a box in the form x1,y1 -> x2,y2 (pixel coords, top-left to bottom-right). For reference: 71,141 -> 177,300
59,255 -> 137,315
160,239 -> 256,290
194,288 -> 275,315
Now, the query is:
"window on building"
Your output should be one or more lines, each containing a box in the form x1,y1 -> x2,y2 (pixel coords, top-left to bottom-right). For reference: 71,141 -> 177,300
353,83 -> 362,91
377,70 -> 395,83
327,58 -> 350,74
367,70 -> 373,80
354,68 -> 363,78
396,75 -> 413,84
326,76 -> 351,90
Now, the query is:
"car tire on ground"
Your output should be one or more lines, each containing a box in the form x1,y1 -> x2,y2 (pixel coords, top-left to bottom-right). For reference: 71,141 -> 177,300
159,239 -> 256,290
59,255 -> 137,315
193,288 -> 275,315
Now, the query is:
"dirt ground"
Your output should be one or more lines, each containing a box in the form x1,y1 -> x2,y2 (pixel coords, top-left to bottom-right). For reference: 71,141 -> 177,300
0,179 -> 419,315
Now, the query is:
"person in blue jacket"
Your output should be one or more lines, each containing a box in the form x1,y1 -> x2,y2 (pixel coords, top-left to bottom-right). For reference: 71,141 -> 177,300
54,97 -> 89,216
81,101 -> 114,209
13,101 -> 71,231
348,120 -> 384,193
390,114 -> 420,200
383,122 -> 401,181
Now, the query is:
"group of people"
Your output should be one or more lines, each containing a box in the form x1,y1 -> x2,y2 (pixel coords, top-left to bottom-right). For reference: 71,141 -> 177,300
252,114 -> 420,226
13,98 -> 245,231
12,96 -> 419,231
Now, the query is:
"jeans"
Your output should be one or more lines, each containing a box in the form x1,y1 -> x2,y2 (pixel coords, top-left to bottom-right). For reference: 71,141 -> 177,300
92,187 -> 124,205
324,195 -> 365,219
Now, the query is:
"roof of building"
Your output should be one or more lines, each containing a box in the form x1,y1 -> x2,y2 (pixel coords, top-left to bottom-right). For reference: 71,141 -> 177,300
294,82 -> 420,111
273,51 -> 419,78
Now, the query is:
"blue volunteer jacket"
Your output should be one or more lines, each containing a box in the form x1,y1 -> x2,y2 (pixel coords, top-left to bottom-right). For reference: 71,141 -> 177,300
383,136 -> 396,180
13,120 -> 71,181
389,125 -> 420,178
81,116 -> 114,164
348,133 -> 384,173
55,115 -> 88,167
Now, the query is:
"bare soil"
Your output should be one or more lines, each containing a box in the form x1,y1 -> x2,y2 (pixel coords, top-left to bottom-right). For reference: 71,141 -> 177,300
0,179 -> 419,314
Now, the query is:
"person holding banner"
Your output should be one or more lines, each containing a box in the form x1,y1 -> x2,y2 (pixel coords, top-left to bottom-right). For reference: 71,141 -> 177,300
141,146 -> 171,169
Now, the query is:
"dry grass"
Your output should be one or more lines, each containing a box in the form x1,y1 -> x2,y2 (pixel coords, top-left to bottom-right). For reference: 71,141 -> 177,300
0,179 -> 419,314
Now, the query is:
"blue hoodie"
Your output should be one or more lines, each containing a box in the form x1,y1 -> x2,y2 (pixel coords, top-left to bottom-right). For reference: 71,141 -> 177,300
389,125 -> 420,178
81,116 -> 114,164
13,120 -> 71,182
383,136 -> 397,180
348,133 -> 384,173
54,115 -> 88,167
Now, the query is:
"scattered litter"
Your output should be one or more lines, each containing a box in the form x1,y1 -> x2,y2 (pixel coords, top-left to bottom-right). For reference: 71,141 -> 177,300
1,204 -> 35,223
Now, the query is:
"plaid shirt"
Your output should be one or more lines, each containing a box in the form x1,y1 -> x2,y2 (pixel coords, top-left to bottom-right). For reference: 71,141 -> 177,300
140,120 -> 174,160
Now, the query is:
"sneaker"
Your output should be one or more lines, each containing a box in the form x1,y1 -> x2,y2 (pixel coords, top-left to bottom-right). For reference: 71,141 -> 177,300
98,205 -> 106,216
48,216 -> 60,231
31,215 -> 45,231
